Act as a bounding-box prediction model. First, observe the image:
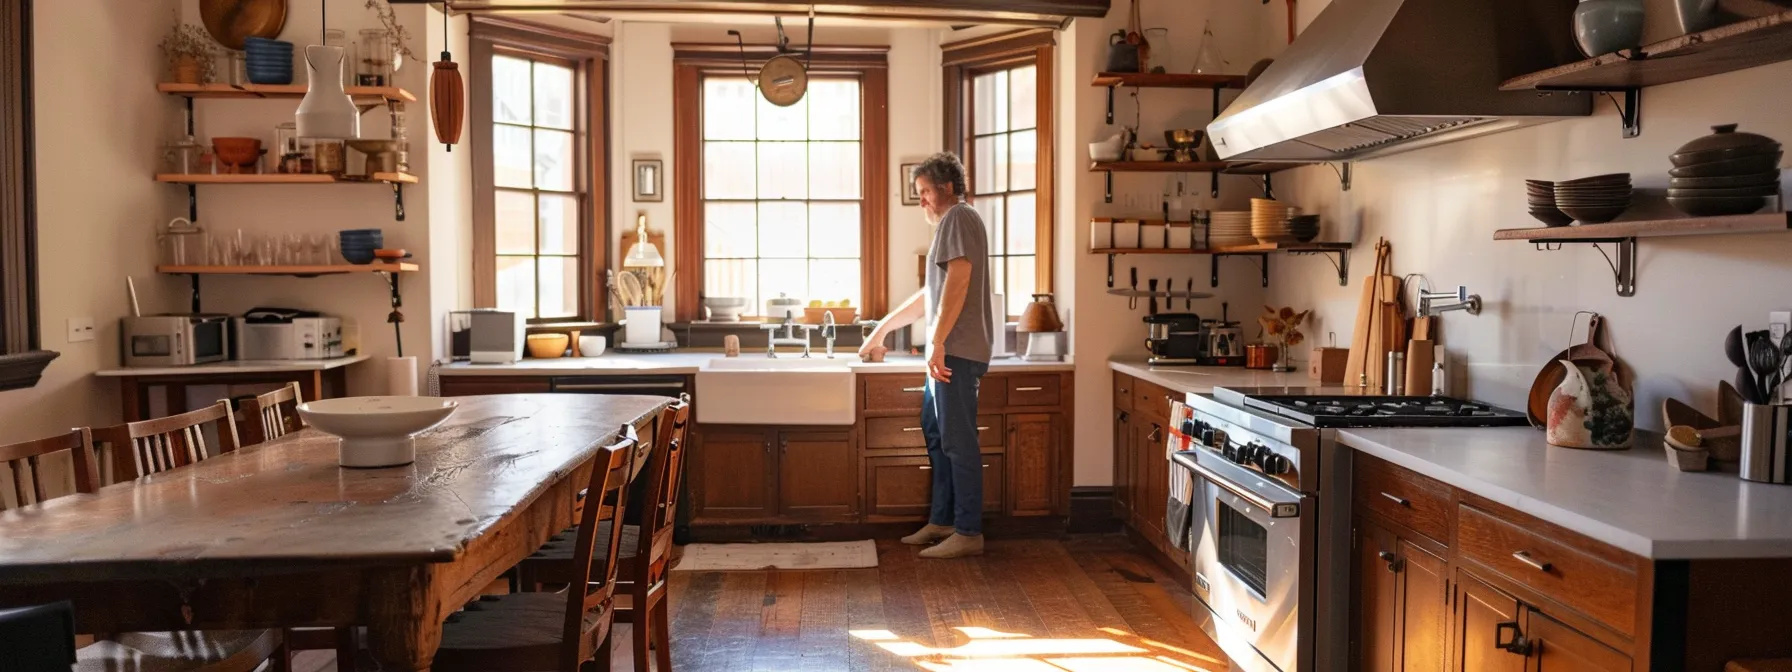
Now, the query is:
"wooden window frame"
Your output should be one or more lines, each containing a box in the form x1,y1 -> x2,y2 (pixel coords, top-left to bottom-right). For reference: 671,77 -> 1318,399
672,44 -> 889,323
469,17 -> 611,324
943,30 -> 1056,304
0,0 -> 55,391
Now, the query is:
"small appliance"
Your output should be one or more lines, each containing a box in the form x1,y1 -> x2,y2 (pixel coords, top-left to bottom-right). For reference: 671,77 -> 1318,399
1144,313 -> 1205,365
123,315 -> 232,367
446,310 -> 525,364
234,308 -> 344,361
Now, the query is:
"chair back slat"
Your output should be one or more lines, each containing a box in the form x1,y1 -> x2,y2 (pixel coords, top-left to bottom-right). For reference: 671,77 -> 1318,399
561,424 -> 637,670
637,397 -> 691,586
0,429 -> 97,510
240,382 -> 304,446
93,402 -> 239,482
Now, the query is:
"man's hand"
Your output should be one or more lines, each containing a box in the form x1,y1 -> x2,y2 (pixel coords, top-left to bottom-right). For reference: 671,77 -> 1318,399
858,340 -> 888,362
927,347 -> 953,383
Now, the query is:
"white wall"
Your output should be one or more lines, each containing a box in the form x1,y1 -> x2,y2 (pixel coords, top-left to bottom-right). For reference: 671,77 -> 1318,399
607,21 -> 943,321
1065,2 -> 1284,487
1268,0 -> 1792,430
427,7 -> 473,362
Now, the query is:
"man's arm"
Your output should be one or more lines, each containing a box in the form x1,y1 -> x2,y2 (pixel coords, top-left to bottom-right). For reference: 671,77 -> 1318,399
860,289 -> 925,356
929,258 -> 973,352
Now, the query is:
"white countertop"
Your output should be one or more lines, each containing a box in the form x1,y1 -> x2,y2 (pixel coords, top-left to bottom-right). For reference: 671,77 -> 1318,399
1339,427 -> 1792,561
95,354 -> 371,377
1108,358 -> 1318,395
436,352 -> 1074,377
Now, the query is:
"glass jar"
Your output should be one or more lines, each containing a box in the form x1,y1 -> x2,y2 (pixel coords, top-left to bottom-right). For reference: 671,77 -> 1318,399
358,29 -> 394,87
162,135 -> 204,174
157,217 -> 209,266
313,139 -> 347,175
390,102 -> 410,172
273,122 -> 301,173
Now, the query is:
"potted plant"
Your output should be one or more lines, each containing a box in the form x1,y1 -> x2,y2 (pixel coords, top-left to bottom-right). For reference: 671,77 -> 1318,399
1258,305 -> 1311,373
160,15 -> 219,84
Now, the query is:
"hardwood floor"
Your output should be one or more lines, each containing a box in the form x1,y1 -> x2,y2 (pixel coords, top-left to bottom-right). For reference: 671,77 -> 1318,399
293,536 -> 1231,671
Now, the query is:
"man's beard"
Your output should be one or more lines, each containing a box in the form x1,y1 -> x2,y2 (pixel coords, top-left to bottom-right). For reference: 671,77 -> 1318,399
923,206 -> 941,228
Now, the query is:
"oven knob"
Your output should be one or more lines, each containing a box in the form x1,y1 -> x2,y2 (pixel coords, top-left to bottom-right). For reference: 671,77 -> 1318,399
1236,443 -> 1261,465
1260,453 -> 1291,475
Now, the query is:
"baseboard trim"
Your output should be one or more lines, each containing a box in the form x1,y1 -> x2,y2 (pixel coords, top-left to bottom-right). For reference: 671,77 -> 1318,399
1066,486 -> 1120,534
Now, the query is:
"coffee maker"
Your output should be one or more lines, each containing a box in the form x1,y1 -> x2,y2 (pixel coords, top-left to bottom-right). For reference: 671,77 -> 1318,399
1144,313 -> 1205,365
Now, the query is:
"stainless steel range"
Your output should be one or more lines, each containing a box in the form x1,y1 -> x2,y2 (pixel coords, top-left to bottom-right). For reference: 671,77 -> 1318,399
1167,387 -> 1527,672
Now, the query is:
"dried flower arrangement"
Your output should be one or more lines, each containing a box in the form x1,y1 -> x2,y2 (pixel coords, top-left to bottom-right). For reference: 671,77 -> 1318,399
365,0 -> 419,66
1259,306 -> 1310,371
159,12 -> 220,84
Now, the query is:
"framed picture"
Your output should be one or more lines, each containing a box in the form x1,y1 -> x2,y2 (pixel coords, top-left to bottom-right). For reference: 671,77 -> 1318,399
900,162 -> 921,206
633,159 -> 663,202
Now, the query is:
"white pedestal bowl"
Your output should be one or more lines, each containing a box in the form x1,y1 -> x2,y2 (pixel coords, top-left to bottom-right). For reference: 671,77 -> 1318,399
297,396 -> 460,468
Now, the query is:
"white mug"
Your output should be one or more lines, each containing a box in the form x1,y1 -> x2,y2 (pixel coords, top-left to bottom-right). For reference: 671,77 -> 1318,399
579,335 -> 607,357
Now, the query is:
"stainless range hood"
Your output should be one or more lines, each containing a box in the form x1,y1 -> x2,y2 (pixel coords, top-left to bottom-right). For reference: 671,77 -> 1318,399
1207,0 -> 1590,162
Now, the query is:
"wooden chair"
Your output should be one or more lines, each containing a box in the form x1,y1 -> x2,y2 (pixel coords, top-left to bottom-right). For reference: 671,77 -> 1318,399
433,424 -> 641,672
239,382 -> 304,446
90,401 -> 240,484
518,397 -> 692,672
0,428 -> 99,510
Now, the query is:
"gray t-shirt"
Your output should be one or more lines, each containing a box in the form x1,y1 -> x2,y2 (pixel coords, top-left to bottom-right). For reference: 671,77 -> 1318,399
925,202 -> 993,363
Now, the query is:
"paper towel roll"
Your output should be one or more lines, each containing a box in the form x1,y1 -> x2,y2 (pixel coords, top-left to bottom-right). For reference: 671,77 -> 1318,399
387,356 -> 419,396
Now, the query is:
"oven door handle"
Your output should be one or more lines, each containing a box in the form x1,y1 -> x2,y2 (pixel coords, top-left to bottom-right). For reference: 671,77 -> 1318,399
1185,458 -> 1301,518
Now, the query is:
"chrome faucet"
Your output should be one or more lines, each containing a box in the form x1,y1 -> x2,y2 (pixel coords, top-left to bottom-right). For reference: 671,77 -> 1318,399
761,315 -> 813,358
1420,283 -> 1482,317
820,311 -> 839,358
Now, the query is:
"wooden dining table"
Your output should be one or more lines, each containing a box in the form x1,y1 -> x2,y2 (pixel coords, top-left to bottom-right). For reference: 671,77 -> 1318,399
0,393 -> 669,671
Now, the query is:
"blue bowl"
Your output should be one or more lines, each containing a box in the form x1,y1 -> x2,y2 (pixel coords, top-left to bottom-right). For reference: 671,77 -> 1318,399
247,71 -> 292,85
341,248 -> 377,265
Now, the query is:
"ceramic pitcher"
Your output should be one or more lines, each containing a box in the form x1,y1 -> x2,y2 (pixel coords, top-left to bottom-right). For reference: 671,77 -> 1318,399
1546,359 -> 1634,450
295,45 -> 360,140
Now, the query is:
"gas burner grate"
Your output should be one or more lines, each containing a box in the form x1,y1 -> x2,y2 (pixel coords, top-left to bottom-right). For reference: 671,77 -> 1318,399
1244,395 -> 1529,428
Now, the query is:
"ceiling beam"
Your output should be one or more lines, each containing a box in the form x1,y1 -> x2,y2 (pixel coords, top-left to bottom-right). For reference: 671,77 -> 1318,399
388,0 -> 1108,28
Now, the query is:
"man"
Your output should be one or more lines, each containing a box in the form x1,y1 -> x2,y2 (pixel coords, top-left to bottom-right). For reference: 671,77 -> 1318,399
861,152 -> 993,559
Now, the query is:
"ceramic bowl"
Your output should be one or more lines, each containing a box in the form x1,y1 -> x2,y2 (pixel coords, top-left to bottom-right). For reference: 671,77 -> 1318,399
1089,143 -> 1124,162
1528,208 -> 1575,227
1560,204 -> 1629,223
1668,171 -> 1780,189
1675,123 -> 1778,155
1667,195 -> 1768,217
579,335 -> 607,357
526,333 -> 570,359
1669,153 -> 1783,177
1671,143 -> 1782,168
1129,147 -> 1166,162
704,296 -> 750,322
212,137 -> 263,167
1556,173 -> 1631,186
297,396 -> 459,468
1665,185 -> 1781,198
1573,0 -> 1645,57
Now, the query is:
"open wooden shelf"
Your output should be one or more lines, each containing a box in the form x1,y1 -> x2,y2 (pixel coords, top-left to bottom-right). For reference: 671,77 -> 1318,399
1092,72 -> 1249,89
155,172 -> 418,185
1501,10 -> 1792,91
1093,242 -> 1352,255
1493,212 -> 1792,241
158,82 -> 418,104
1090,161 -> 1304,174
157,263 -> 419,276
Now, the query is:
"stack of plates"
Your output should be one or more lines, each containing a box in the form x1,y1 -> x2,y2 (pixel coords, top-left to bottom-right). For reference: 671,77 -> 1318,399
1250,198 -> 1303,244
1667,124 -> 1782,216
1525,179 -> 1572,227
1208,211 -> 1255,248
1552,173 -> 1632,224
244,37 -> 294,85
1286,214 -> 1321,242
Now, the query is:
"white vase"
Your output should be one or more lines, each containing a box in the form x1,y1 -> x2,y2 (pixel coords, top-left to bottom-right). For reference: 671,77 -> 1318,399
296,45 -> 360,139
625,307 -> 663,345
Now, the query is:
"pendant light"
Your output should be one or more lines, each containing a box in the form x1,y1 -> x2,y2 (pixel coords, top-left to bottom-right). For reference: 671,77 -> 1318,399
431,2 -> 464,150
624,212 -> 665,267
295,0 -> 360,139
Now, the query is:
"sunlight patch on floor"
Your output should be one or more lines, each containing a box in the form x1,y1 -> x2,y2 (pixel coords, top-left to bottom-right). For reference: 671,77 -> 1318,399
852,624 -> 1219,672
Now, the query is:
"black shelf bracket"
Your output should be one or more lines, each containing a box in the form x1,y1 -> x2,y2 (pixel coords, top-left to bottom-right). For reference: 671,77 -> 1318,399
1210,171 -> 1220,199
1262,173 -> 1274,199
185,98 -> 199,223
383,270 -> 406,357
1209,253 -> 1269,288
1338,162 -> 1353,191
1106,254 -> 1116,289
1289,248 -> 1351,286
1104,171 -> 1113,204
187,273 -> 202,313
1525,236 -> 1637,296
1610,88 -> 1642,139
392,182 -> 408,221
1105,85 -> 1116,124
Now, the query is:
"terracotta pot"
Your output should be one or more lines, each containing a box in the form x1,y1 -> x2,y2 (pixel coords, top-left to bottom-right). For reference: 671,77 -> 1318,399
172,54 -> 205,84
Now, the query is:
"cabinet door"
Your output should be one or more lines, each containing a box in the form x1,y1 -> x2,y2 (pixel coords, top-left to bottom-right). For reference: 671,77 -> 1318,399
1007,413 -> 1057,516
1527,611 -> 1630,672
691,428 -> 775,521
1114,410 -> 1132,517
1456,570 -> 1528,672
778,430 -> 857,521
1129,420 -> 1150,531
865,455 -> 1003,520
1142,421 -> 1167,537
1400,538 -> 1449,672
1356,521 -> 1400,672
437,377 -> 551,397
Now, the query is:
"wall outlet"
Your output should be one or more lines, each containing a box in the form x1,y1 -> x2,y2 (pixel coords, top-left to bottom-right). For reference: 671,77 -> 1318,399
1772,311 -> 1790,343
67,317 -> 95,342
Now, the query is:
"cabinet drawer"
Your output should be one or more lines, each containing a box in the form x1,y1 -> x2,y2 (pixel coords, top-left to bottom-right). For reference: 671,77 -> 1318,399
865,455 -> 1004,519
1113,373 -> 1135,412
864,415 -> 1003,449
438,376 -> 551,396
1354,455 -> 1452,544
863,375 -> 928,412
1007,375 -> 1061,407
1457,504 -> 1638,636
1133,382 -> 1174,422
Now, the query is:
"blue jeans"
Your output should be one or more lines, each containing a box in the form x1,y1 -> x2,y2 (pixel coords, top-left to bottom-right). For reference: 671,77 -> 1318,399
922,355 -> 989,537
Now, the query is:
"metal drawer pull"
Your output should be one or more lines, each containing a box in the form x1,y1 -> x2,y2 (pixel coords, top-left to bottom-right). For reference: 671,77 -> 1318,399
902,386 -> 925,393
1015,386 -> 1045,392
1119,387 -> 1129,394
1377,550 -> 1401,573
1511,551 -> 1552,572
977,426 -> 990,431
919,465 -> 930,470
902,427 -> 923,432
1380,492 -> 1411,507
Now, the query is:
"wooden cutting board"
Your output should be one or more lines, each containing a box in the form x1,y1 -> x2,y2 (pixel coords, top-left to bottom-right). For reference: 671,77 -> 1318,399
1346,239 -> 1403,390
200,0 -> 288,50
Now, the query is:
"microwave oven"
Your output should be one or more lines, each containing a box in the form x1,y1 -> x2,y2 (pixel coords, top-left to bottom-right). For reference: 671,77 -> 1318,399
235,316 -> 345,360
446,310 -> 524,364
123,315 -> 232,367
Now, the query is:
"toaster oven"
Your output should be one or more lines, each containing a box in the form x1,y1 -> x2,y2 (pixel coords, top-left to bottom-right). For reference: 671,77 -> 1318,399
235,316 -> 345,360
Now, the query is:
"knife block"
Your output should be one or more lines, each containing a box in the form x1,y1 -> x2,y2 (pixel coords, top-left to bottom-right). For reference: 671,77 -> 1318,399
1310,347 -> 1348,383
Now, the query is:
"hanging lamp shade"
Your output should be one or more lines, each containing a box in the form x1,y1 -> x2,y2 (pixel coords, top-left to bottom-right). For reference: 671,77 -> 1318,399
432,54 -> 464,148
296,45 -> 360,139
624,213 -> 664,267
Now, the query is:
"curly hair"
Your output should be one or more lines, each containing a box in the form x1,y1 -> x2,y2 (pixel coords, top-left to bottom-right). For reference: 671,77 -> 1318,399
912,152 -> 967,198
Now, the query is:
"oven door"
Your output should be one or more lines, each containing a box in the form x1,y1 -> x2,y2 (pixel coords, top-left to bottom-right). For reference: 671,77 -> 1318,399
1183,450 -> 1313,672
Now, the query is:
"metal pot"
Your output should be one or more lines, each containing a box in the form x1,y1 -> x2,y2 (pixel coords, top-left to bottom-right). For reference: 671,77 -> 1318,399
1105,30 -> 1141,73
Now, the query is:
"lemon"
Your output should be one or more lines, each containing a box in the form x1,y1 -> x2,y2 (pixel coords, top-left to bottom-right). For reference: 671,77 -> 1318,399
840,298 -> 852,307
808,300 -> 823,308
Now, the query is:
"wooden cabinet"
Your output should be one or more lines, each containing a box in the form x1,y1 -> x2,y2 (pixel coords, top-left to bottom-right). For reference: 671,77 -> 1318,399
1528,610 -> 1631,671
864,454 -> 1002,520
1007,413 -> 1056,516
777,430 -> 857,521
1355,518 -> 1448,672
437,376 -> 551,396
1456,570 -> 1529,672
1113,409 -> 1133,518
692,428 -> 777,521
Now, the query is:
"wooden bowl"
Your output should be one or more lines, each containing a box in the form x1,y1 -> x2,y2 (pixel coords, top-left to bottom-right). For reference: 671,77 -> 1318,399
1662,397 -> 1742,463
525,333 -> 570,359
1663,440 -> 1711,472
212,137 -> 264,168
804,306 -> 857,325
373,248 -> 408,260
